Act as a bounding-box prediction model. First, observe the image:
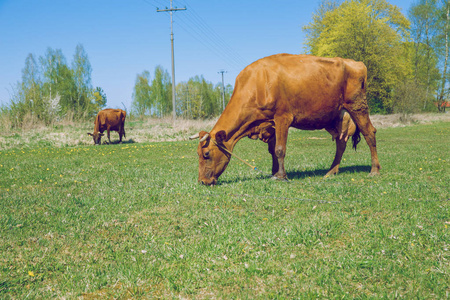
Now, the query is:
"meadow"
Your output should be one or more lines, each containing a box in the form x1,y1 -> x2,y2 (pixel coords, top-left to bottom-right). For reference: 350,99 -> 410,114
1,116 -> 449,298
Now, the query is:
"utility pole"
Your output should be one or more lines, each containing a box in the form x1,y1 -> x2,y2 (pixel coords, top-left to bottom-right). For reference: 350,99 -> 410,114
218,70 -> 227,111
157,0 -> 186,120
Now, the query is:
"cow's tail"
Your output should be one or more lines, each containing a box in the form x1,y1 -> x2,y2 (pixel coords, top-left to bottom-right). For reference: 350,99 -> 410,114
352,126 -> 361,151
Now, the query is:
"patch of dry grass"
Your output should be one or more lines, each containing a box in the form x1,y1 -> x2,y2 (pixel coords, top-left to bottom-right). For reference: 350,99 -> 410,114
0,116 -> 218,150
0,113 -> 449,150
371,113 -> 450,128
127,117 -> 218,143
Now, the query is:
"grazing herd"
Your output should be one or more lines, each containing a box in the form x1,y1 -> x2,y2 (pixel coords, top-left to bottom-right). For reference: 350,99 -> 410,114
91,54 -> 380,185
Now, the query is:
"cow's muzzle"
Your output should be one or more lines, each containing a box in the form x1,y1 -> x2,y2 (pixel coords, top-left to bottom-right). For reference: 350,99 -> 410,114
200,177 -> 217,186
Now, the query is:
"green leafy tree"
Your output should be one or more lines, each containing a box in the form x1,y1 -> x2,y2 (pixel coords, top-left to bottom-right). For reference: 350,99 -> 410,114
134,65 -> 235,119
175,76 -> 232,119
3,46 -> 104,127
176,81 -> 191,118
151,66 -> 171,117
4,54 -> 42,127
409,0 -> 441,110
92,87 -> 107,111
39,48 -> 66,99
224,84 -> 233,105
199,77 -> 215,117
21,54 -> 45,120
408,0 -> 450,112
304,0 -> 411,113
435,0 -> 450,112
72,44 -> 93,114
22,54 -> 42,105
186,76 -> 206,119
392,79 -> 427,118
56,64 -> 78,116
131,66 -> 172,117
213,82 -> 233,113
303,0 -> 343,55
131,70 -> 152,116
39,48 -> 78,117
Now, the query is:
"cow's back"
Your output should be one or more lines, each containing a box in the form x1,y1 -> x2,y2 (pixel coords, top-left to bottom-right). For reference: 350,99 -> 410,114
230,54 -> 350,130
96,109 -> 126,132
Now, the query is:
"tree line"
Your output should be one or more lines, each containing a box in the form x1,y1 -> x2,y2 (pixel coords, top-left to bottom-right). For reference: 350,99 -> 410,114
131,66 -> 233,119
304,0 -> 449,114
1,44 -> 107,128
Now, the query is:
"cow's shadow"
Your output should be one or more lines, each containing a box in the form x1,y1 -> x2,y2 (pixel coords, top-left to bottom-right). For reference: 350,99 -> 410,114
287,165 -> 371,180
217,165 -> 371,185
121,139 -> 136,144
104,139 -> 136,145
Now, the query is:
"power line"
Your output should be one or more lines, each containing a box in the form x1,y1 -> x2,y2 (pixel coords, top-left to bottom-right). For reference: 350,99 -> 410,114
143,0 -> 247,75
174,17 -> 242,71
141,0 -> 159,9
176,1 -> 247,67
176,14 -> 245,70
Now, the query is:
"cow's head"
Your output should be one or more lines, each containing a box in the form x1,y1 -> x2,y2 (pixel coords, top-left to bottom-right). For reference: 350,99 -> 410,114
87,132 -> 104,145
190,130 -> 231,185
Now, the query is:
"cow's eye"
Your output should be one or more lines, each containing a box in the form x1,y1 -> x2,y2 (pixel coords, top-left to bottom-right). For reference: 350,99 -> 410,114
203,151 -> 210,159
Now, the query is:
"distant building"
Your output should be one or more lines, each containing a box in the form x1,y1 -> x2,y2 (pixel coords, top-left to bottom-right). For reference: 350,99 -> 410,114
434,101 -> 450,112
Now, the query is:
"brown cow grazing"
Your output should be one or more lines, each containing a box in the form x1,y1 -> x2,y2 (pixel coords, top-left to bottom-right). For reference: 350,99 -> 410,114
190,54 -> 380,185
87,109 -> 126,145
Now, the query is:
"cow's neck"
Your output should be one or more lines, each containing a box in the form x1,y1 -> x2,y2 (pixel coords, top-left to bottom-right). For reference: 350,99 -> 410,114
93,115 -> 101,133
211,106 -> 261,152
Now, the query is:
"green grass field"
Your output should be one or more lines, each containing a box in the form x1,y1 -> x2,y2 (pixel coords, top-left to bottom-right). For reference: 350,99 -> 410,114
1,121 -> 449,299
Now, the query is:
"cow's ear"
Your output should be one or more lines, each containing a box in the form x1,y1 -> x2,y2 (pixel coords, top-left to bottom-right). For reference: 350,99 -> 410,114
87,133 -> 93,136
215,130 -> 227,144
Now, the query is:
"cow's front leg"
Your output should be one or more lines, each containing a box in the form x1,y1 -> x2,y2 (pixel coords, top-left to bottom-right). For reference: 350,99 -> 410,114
268,136 -> 279,175
107,127 -> 112,144
272,115 -> 292,181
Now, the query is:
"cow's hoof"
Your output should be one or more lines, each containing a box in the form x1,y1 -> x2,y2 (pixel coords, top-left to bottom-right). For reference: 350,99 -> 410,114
270,176 -> 289,182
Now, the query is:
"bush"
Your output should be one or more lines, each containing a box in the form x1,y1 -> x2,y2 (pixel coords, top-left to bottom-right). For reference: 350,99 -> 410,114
392,80 -> 427,117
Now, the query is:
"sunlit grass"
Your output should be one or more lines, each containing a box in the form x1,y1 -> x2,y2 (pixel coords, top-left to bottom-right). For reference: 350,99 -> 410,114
1,121 -> 449,298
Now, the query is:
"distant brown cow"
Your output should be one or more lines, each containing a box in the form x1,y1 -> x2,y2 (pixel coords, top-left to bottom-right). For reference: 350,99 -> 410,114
190,54 -> 380,185
87,109 -> 126,145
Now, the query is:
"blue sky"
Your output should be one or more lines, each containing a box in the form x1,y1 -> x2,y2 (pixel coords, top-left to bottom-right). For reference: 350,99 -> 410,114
0,0 -> 414,111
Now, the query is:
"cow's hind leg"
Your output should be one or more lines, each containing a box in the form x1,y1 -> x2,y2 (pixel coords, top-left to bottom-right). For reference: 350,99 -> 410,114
118,126 -> 123,144
325,137 -> 347,177
346,109 -> 381,175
